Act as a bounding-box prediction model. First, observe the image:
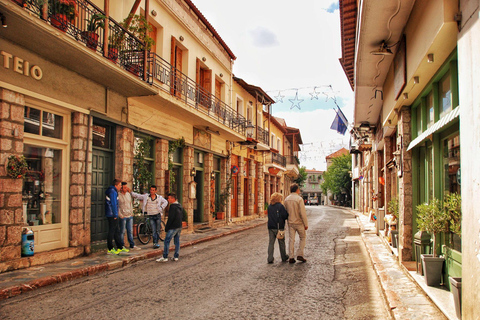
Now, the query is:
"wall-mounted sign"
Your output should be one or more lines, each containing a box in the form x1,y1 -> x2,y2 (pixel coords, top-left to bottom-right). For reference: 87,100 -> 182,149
1,51 -> 43,80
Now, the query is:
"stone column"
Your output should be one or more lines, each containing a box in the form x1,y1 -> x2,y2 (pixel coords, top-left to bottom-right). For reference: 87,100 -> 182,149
69,113 -> 91,252
114,127 -> 134,186
182,147 -> 194,232
257,160 -> 264,216
155,139 -> 168,196
383,136 -> 393,210
237,156 -> 244,218
0,89 -> 25,264
221,156 -> 231,222
398,106 -> 413,262
248,159 -> 255,216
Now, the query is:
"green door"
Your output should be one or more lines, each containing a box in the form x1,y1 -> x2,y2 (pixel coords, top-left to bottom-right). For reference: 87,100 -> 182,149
91,149 -> 113,241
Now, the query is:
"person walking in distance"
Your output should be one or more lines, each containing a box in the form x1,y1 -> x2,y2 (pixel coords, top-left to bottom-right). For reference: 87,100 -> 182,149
118,182 -> 141,251
105,179 -> 128,254
284,184 -> 308,263
157,193 -> 184,262
131,185 -> 168,249
267,192 -> 289,264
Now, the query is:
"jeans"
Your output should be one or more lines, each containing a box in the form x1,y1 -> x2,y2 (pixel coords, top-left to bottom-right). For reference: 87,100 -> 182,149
107,217 -> 123,250
120,217 -> 135,248
149,214 -> 162,244
267,229 -> 288,263
163,228 -> 181,259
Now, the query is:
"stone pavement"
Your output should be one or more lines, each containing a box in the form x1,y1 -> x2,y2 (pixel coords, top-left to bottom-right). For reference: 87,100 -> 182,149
355,210 -> 455,320
0,210 -> 458,320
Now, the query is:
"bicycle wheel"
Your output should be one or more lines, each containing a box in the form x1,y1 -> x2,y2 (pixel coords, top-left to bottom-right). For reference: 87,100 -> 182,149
137,222 -> 151,244
159,220 -> 166,242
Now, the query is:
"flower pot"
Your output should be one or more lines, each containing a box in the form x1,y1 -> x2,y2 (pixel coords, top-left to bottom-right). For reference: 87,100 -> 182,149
421,254 -> 445,287
182,221 -> 187,228
126,63 -> 141,76
108,47 -> 119,63
81,31 -> 99,51
51,14 -> 69,32
449,277 -> 462,319
216,212 -> 225,220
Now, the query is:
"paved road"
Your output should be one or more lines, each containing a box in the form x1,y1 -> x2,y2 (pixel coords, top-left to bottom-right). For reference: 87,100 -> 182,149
0,206 -> 391,320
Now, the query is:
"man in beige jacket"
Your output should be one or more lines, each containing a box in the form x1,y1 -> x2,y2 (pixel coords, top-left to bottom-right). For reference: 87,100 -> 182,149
284,183 -> 308,263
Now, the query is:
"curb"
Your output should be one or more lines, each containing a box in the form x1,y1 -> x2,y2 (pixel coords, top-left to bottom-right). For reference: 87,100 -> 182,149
0,221 -> 266,301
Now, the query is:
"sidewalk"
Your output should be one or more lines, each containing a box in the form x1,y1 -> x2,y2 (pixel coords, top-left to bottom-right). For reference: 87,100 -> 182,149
0,218 -> 267,300
355,211 -> 456,320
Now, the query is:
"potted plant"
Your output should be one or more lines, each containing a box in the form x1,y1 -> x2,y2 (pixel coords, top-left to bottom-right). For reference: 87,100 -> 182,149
49,0 -> 77,32
416,198 -> 448,286
107,29 -> 123,62
121,14 -> 155,76
81,13 -> 105,51
444,193 -> 461,318
388,197 -> 399,248
216,176 -> 232,220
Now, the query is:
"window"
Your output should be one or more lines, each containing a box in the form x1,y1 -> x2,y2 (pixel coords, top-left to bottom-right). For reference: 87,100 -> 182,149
416,106 -> 422,136
426,92 -> 434,128
443,134 -> 461,251
277,138 -> 281,153
271,133 -> 275,149
24,107 -> 63,139
133,135 -> 154,193
439,71 -> 452,118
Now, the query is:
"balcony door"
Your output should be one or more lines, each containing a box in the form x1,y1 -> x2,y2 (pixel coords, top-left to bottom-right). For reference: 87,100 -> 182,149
196,59 -> 212,108
170,36 -> 183,98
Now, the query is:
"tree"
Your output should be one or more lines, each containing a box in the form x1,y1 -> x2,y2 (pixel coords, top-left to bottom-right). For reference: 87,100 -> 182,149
294,166 -> 307,186
321,154 -> 352,202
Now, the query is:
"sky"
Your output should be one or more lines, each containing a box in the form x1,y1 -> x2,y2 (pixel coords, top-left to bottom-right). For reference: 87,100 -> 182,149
193,0 -> 354,171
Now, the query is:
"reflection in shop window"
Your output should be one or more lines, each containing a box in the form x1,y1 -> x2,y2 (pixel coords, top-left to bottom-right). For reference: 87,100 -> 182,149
444,134 -> 461,252
22,146 -> 62,226
24,107 -> 63,139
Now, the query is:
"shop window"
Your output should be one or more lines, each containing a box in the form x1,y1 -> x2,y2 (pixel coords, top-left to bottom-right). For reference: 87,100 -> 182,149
23,146 -> 62,225
92,124 -> 111,149
426,92 -> 434,128
443,134 -> 461,251
439,71 -> 452,118
133,135 -> 154,193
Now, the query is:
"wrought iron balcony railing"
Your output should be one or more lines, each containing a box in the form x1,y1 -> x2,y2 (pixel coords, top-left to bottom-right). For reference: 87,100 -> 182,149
15,0 -> 247,135
268,153 -> 286,167
256,126 -> 269,145
285,155 -> 300,165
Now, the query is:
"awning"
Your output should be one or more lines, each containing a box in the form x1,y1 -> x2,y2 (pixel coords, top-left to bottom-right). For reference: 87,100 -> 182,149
407,106 -> 460,151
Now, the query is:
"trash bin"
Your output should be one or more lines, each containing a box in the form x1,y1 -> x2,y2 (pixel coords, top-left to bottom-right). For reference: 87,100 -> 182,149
21,228 -> 34,257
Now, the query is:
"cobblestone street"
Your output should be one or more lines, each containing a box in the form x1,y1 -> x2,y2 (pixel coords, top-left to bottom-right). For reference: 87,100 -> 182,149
0,207 -> 391,320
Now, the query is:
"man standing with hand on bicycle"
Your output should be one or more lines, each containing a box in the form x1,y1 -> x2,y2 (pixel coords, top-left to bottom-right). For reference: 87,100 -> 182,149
132,185 -> 168,249
157,192 -> 184,262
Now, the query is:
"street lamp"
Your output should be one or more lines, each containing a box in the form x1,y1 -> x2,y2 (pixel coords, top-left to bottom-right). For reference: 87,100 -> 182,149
246,122 -> 255,138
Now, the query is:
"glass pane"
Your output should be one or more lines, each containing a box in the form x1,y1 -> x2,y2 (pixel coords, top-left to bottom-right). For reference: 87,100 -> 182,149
23,146 -> 62,225
416,106 -> 422,135
426,92 -> 434,128
443,134 -> 461,251
42,111 -> 63,139
93,124 -> 110,148
440,72 -> 452,118
24,107 -> 41,135
213,157 -> 220,171
172,148 -> 182,164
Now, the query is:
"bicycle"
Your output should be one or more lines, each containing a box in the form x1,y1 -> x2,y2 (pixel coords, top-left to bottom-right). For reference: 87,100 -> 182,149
137,215 -> 166,244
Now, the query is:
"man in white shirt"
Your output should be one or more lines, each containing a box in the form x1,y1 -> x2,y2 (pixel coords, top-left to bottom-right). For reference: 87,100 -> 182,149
118,182 -> 141,250
132,185 -> 168,249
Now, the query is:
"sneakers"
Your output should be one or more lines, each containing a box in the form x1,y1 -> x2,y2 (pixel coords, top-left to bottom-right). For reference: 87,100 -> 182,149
130,246 -> 142,251
288,258 -> 296,263
172,257 -> 179,261
156,257 -> 168,262
297,256 -> 307,263
153,243 -> 160,249
107,248 -> 119,255
119,247 -> 130,253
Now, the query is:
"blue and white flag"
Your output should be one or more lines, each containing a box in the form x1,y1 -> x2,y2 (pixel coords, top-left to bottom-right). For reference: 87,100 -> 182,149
330,107 -> 348,135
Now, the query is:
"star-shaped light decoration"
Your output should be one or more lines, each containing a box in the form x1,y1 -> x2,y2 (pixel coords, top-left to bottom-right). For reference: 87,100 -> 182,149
274,91 -> 284,103
309,87 -> 320,100
289,91 -> 304,110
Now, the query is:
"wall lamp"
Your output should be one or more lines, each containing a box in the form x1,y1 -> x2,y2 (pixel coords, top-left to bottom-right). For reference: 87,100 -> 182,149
427,53 -> 434,63
210,171 -> 215,181
190,167 -> 196,177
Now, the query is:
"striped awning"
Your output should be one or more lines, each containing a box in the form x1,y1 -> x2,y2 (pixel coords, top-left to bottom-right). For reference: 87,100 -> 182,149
407,106 -> 460,151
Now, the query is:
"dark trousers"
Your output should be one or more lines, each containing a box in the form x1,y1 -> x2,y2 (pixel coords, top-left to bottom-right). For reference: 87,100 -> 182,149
107,217 -> 124,250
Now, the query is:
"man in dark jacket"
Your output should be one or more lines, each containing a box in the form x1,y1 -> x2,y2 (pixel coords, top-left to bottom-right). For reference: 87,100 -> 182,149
157,192 -> 184,262
105,179 -> 126,255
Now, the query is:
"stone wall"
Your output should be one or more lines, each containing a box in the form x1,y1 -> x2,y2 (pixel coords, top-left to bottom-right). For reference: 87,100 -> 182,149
155,139 -> 169,196
182,147 -> 194,232
0,88 -> 25,264
114,127 -> 134,186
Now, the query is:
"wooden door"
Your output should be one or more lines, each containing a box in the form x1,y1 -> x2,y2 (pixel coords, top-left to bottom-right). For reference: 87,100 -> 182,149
91,149 -> 113,242
171,37 -> 183,97
231,175 -> 238,217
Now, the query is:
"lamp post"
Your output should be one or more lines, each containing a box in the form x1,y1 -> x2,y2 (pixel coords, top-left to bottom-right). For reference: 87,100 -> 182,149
246,122 -> 255,138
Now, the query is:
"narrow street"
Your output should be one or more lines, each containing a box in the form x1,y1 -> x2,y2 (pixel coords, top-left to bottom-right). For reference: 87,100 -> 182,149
0,207 -> 391,320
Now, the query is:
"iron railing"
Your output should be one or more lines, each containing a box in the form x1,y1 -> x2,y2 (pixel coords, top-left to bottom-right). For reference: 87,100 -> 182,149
256,126 -> 269,145
15,0 -> 247,135
269,153 -> 286,167
285,155 -> 300,165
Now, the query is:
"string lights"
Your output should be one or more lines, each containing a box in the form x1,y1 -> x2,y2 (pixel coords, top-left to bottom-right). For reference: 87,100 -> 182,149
268,85 -> 339,110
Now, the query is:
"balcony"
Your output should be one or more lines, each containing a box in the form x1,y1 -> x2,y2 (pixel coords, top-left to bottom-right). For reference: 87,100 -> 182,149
285,155 -> 299,178
265,152 -> 286,175
2,0 -> 247,135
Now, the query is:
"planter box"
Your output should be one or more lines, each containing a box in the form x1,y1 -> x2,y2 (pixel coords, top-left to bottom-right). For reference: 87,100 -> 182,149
421,254 -> 445,287
449,277 -> 462,319
216,212 -> 225,220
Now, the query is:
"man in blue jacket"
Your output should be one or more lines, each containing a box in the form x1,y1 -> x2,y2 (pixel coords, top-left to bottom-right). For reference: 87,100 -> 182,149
105,179 -> 127,254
